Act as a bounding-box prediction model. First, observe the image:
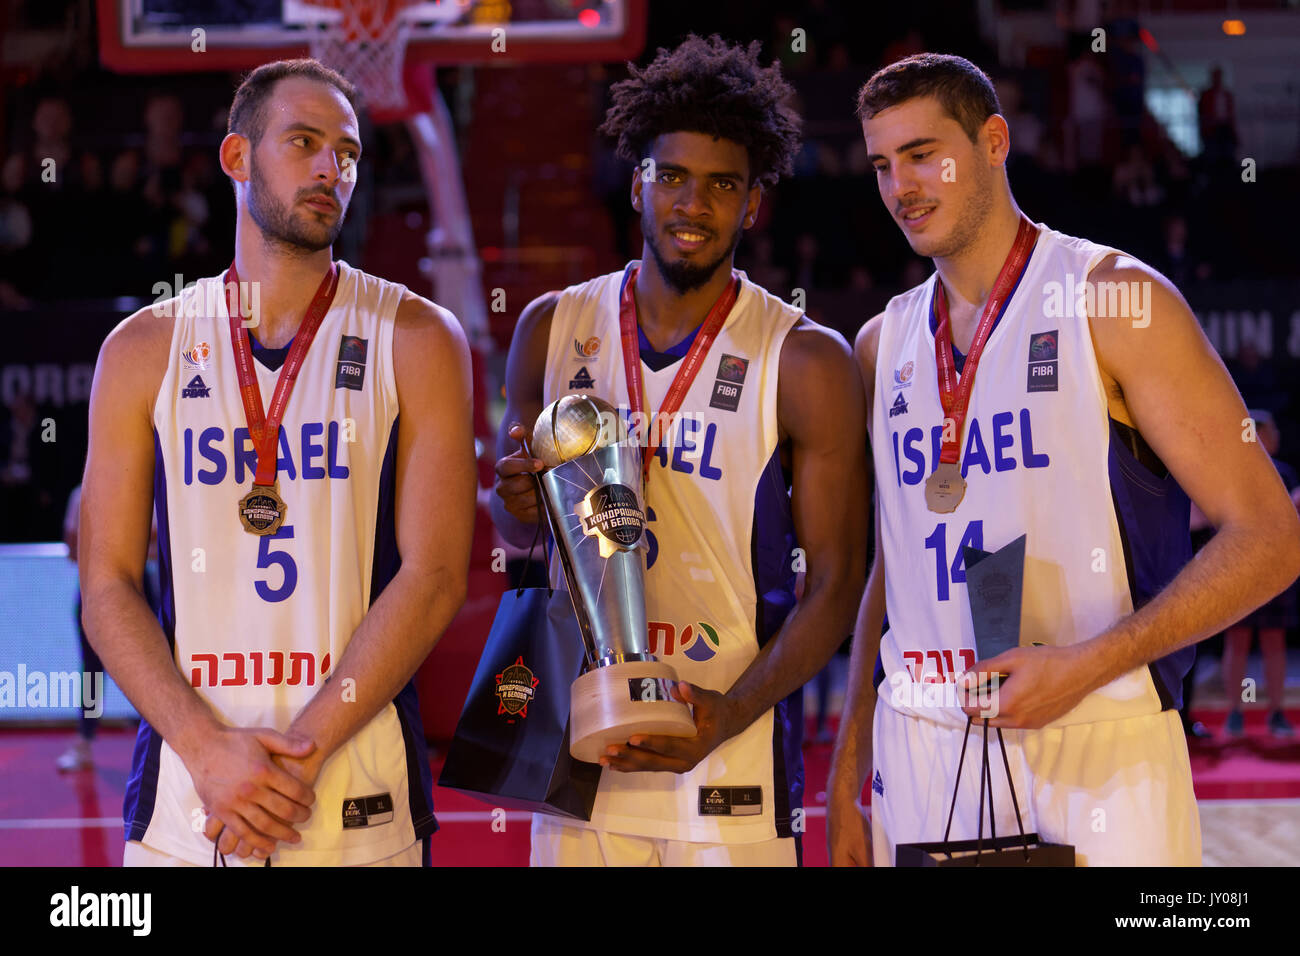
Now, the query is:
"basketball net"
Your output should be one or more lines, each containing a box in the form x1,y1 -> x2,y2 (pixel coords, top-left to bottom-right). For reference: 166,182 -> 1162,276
301,0 -> 420,117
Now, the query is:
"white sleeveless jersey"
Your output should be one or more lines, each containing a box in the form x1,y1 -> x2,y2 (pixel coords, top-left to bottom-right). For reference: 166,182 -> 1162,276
872,223 -> 1190,729
126,261 -> 438,865
543,264 -> 804,843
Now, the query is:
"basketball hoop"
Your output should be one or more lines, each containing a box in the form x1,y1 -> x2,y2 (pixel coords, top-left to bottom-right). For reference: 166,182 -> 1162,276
298,0 -> 424,118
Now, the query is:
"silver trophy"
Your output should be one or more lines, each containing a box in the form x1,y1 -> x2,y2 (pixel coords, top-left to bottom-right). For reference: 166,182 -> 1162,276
528,394 -> 696,763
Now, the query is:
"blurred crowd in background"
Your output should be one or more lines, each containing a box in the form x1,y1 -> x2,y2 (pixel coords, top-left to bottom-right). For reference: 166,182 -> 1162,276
1,1 -> 1297,545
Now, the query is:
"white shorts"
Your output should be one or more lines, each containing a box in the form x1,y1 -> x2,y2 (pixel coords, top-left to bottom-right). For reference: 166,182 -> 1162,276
870,698 -> 1201,866
530,814 -> 798,867
123,838 -> 425,867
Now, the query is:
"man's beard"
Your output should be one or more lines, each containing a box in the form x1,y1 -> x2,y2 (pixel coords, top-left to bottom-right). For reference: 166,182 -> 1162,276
643,216 -> 743,294
247,165 -> 344,255
906,162 -> 994,261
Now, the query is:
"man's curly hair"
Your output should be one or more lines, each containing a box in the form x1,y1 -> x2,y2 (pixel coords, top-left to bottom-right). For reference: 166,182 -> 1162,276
599,35 -> 801,191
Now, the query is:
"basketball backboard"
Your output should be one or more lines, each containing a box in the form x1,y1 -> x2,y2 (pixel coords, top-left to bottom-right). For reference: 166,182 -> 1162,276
97,0 -> 647,73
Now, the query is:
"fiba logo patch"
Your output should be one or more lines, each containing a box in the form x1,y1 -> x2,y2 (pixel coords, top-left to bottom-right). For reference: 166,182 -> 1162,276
573,336 -> 601,362
893,361 -> 914,390
181,341 -> 211,370
710,353 -> 749,412
1027,329 -> 1058,392
335,335 -> 368,391
495,656 -> 539,721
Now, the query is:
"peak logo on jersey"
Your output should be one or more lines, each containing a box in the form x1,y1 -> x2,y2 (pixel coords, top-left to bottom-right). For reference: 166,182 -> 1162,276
573,336 -> 601,361
181,375 -> 211,399
647,620 -> 720,661
698,785 -> 762,817
710,353 -> 749,412
181,341 -> 211,370
335,335 -> 368,391
341,793 -> 394,830
569,367 -> 596,390
495,656 -> 538,720
889,392 -> 909,418
893,361 -> 914,389
1027,329 -> 1058,392
872,770 -> 885,796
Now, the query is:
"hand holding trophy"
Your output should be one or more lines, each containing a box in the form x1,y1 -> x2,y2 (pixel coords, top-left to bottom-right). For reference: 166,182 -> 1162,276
526,393 -> 697,763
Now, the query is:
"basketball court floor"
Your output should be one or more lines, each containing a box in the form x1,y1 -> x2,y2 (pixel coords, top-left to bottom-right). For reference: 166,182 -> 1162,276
4,657 -> 1296,867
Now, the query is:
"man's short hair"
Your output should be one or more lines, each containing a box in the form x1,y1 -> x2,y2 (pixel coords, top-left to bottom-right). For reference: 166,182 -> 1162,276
855,53 -> 1000,144
228,58 -> 357,147
599,34 -> 802,190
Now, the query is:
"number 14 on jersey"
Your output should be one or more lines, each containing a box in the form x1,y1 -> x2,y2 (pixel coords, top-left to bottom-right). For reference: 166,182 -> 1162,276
923,519 -> 983,602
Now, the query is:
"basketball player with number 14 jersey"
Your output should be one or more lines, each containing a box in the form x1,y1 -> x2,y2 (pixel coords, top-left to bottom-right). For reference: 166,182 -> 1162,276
828,54 -> 1300,867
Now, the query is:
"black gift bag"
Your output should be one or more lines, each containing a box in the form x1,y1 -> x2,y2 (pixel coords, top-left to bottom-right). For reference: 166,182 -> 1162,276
438,518 -> 601,820
895,717 -> 1075,867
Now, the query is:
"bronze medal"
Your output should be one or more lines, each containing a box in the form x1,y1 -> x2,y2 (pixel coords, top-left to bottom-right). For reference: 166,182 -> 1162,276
238,481 -> 287,535
925,462 -> 967,514
225,258 -> 338,537
928,217 -> 1039,517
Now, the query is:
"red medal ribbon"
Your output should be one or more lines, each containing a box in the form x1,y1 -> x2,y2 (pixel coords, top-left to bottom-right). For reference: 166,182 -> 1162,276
618,265 -> 741,484
225,260 -> 340,487
933,216 -> 1038,465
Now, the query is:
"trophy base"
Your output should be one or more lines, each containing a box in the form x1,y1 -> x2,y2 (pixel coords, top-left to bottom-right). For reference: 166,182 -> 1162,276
569,661 -> 696,764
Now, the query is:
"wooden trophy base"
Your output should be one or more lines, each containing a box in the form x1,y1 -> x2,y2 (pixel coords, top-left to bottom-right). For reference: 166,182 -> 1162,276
569,660 -> 697,764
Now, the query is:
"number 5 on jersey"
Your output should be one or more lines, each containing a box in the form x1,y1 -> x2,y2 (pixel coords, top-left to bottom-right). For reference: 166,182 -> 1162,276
256,525 -> 297,602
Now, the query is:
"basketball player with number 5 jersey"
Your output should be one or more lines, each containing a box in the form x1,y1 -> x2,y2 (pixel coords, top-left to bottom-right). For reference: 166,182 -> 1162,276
827,54 -> 1300,866
79,59 -> 476,866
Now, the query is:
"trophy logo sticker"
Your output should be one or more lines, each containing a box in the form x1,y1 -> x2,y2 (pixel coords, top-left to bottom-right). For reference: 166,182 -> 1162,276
576,483 -> 645,558
495,656 -> 539,721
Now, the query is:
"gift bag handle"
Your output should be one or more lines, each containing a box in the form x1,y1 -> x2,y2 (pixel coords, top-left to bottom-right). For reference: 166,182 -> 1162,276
942,716 -> 1032,864
513,460 -> 554,600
